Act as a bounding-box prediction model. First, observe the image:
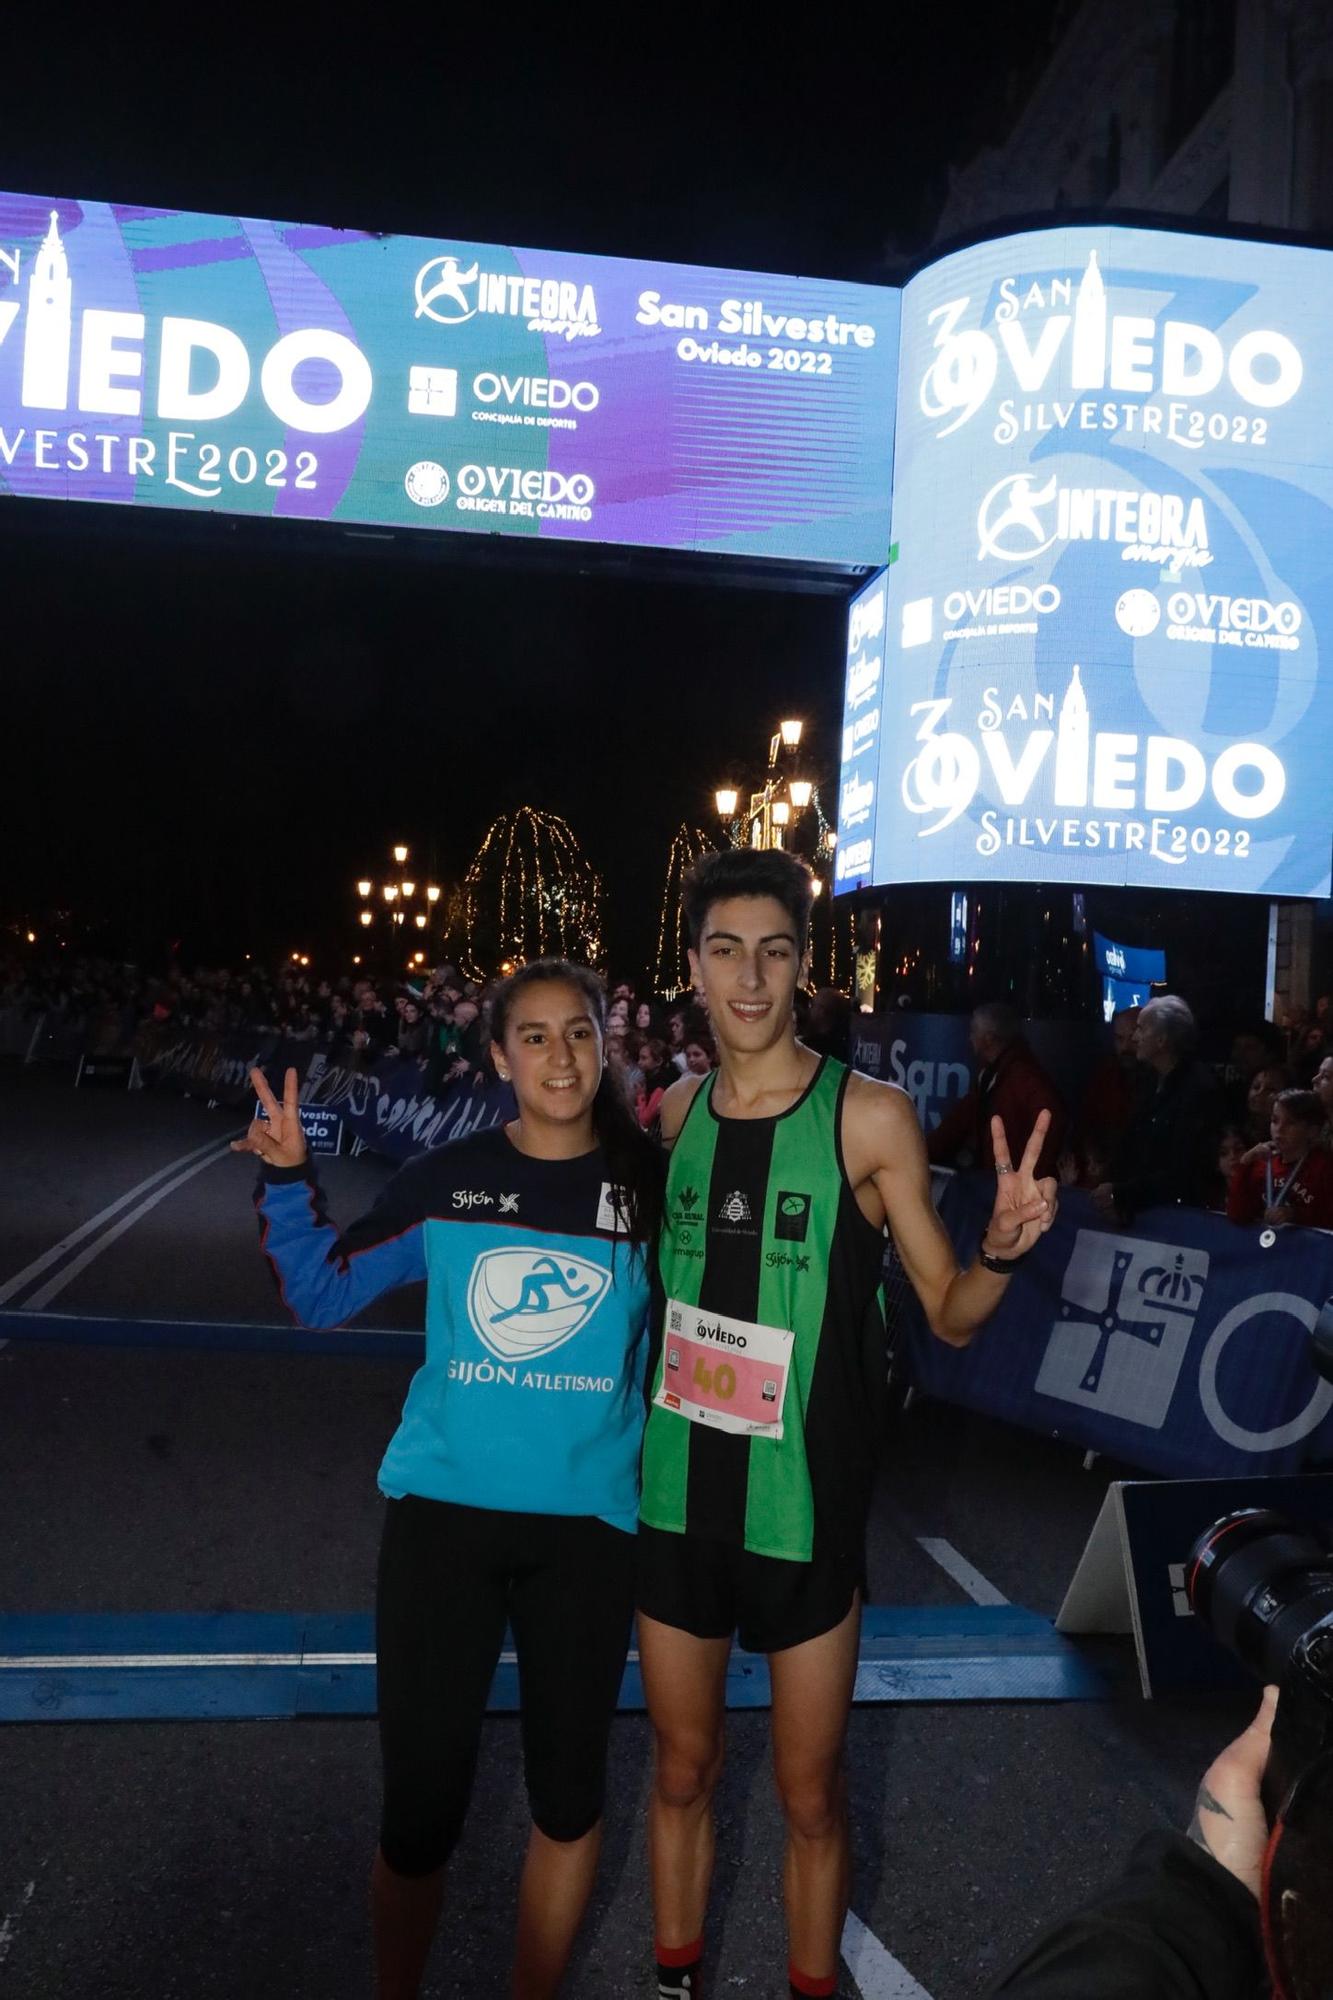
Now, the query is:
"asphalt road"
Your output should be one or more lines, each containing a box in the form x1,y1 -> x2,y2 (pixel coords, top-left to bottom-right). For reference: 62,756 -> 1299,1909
0,1063 -> 1257,1999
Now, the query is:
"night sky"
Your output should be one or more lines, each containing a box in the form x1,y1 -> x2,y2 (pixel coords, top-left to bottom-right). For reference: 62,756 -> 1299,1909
3,14 -> 1060,978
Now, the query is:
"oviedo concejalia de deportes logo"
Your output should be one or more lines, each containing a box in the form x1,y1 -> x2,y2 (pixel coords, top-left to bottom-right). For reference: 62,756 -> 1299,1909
918,249 -> 1304,448
899,664 -> 1286,870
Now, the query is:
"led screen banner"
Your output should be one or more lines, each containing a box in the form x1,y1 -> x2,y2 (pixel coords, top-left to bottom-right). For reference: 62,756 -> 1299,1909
848,223 -> 1333,900
835,567 -> 887,891
0,191 -> 899,565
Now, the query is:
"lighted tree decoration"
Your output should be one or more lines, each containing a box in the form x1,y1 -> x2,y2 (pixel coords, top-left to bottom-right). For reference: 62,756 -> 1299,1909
653,824 -> 715,996
460,807 -> 604,978
807,786 -> 850,988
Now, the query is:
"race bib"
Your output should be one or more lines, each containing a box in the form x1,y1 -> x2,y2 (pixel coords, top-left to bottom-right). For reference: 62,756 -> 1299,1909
654,1297 -> 794,1440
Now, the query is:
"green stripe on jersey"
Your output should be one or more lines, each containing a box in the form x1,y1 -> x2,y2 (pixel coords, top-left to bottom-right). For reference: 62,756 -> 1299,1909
640,1074 -> 720,1534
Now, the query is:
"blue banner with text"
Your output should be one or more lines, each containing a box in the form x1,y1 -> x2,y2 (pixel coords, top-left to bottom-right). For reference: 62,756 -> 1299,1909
905,1176 -> 1333,1478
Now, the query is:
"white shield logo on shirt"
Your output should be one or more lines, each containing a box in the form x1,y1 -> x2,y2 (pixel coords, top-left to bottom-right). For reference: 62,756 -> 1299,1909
466,1247 -> 609,1361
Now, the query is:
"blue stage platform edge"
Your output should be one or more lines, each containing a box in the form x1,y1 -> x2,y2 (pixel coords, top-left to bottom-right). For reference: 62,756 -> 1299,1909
0,1607 -> 1108,1722
1,1313 -> 1109,1718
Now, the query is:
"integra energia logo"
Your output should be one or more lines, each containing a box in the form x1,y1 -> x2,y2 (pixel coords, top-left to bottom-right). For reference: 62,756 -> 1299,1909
414,255 -> 600,341
977,473 -> 1212,568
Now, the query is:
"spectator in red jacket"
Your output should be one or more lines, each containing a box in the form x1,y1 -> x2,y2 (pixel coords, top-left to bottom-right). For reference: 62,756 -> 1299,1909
926,1002 -> 1064,1182
1077,1006 -> 1141,1151
1227,1089 -> 1333,1231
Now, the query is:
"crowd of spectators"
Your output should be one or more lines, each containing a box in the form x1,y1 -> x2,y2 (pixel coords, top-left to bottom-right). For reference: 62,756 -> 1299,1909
0,953 -> 719,1128
10,948 -> 1333,1230
924,989 -> 1333,1236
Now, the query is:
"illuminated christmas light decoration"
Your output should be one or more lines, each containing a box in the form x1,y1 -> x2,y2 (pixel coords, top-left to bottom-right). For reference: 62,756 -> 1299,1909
798,784 -> 848,986
460,806 -> 603,978
653,824 -> 714,996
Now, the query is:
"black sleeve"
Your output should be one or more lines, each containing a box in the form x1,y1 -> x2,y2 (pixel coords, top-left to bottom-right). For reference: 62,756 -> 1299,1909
982,1831 -> 1266,2000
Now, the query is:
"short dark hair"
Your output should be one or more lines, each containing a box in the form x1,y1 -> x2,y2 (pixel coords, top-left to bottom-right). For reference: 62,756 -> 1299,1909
972,1001 -> 1021,1046
681,848 -> 814,954
1276,1088 -> 1323,1128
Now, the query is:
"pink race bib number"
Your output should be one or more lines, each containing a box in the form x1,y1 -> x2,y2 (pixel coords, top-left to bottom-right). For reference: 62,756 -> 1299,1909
654,1298 -> 794,1440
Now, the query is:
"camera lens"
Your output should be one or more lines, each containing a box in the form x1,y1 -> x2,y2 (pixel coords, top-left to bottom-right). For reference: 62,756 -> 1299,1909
1188,1509 -> 1333,1683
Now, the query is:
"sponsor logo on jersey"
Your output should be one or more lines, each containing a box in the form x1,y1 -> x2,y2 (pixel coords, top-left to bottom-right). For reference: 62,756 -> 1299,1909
466,1247 -> 609,1361
717,1190 -> 752,1225
774,1190 -> 812,1241
596,1182 -> 628,1233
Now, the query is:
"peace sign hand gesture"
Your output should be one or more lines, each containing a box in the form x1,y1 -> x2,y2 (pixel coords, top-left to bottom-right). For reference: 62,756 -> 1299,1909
985,1110 -> 1058,1258
230,1066 -> 307,1171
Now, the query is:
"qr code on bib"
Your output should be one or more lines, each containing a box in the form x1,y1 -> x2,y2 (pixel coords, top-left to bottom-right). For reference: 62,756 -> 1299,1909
669,1308 -> 683,1332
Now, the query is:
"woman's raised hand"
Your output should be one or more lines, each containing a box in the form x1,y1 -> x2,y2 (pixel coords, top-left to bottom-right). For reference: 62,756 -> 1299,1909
230,1066 -> 307,1170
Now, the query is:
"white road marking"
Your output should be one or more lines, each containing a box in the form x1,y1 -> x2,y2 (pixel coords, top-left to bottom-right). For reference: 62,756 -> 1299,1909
0,1131 -> 243,1305
19,1142 -> 242,1311
916,1537 -> 1009,1606
0,1649 -> 642,1670
842,1909 -> 936,1999
0,1880 -> 35,1967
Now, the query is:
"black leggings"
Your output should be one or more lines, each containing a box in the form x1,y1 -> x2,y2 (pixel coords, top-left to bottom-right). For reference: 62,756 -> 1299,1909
375,1495 -> 637,1877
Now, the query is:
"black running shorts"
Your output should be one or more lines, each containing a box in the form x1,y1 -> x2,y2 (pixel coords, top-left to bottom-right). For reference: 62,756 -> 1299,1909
635,1521 -> 859,1656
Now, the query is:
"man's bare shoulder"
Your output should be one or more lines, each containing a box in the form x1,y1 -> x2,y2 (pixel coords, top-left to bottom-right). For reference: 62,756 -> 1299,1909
659,1072 -> 706,1145
843,1069 -> 926,1171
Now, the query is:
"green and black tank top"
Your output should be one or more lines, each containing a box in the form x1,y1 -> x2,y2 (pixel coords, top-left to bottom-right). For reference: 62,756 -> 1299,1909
641,1054 -> 888,1564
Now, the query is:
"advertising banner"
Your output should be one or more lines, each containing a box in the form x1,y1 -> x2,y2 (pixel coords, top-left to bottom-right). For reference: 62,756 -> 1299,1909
849,1011 -> 1097,1134
843,223 -> 1333,899
904,1177 -> 1333,1478
835,568 -> 887,892
301,1053 -> 513,1161
0,192 -> 898,567
136,1027 -> 513,1162
1093,931 -> 1165,1019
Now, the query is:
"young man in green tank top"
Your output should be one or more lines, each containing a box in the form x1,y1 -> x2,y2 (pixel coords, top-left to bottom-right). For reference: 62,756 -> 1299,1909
638,848 -> 1059,2000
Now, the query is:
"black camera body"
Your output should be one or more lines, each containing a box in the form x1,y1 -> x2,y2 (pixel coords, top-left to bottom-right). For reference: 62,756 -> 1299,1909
1188,1507 -> 1333,1818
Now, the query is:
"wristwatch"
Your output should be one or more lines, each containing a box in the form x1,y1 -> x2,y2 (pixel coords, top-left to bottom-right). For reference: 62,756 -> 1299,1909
978,1236 -> 1027,1273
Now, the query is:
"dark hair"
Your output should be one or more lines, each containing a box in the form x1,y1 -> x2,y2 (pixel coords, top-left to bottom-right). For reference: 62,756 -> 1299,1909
681,848 -> 814,954
488,958 -> 663,1250
972,1000 -> 1022,1046
1276,1088 -> 1323,1128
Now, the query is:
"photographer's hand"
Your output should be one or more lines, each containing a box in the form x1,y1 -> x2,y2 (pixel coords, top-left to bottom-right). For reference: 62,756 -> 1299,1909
1186,1685 -> 1276,1900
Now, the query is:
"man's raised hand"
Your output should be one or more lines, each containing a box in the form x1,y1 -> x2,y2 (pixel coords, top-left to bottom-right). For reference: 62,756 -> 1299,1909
230,1066 -> 307,1170
986,1109 -> 1058,1256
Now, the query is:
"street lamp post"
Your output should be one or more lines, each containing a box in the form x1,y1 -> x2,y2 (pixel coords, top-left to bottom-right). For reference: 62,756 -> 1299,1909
713,720 -> 845,982
716,717 -> 811,853
354,844 -> 443,967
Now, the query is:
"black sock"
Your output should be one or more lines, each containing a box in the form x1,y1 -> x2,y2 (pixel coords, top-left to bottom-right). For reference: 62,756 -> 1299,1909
656,1936 -> 703,1997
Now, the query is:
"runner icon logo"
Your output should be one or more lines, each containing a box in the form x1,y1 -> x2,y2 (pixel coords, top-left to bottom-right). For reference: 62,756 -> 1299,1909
466,1247 -> 609,1362
775,1191 -> 812,1241
1035,1229 -> 1209,1429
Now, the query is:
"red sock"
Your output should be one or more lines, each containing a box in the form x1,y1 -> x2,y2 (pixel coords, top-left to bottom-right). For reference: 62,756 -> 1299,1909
788,1964 -> 836,1998
656,1936 -> 704,1997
